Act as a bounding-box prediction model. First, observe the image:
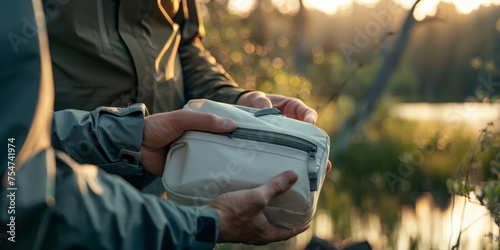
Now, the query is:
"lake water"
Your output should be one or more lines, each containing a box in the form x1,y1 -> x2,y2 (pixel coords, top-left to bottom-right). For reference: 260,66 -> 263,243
307,103 -> 500,249
294,195 -> 499,249
390,102 -> 500,132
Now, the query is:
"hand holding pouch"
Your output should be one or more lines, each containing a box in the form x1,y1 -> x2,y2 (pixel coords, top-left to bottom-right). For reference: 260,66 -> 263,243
162,99 -> 330,229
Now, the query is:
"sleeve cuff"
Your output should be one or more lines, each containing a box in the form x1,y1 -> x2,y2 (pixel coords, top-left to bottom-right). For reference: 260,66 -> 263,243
52,103 -> 148,177
211,86 -> 251,105
90,103 -> 146,171
179,206 -> 219,249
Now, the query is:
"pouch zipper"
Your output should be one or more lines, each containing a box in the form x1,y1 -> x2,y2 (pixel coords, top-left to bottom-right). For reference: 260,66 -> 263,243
216,128 -> 320,191
227,128 -> 316,154
97,0 -> 112,53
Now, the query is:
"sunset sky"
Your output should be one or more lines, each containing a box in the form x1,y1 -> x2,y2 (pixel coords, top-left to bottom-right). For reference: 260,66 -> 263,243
225,0 -> 500,21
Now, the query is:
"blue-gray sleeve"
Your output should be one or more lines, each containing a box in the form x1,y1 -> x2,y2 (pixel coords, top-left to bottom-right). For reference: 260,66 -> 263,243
0,0 -> 219,248
1,149 -> 219,250
51,104 -> 147,176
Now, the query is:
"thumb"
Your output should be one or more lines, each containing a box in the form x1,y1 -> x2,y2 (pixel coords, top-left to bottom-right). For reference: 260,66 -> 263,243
257,170 -> 298,203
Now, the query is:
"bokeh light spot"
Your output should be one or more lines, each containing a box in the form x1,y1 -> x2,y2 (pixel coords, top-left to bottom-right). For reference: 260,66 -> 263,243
274,74 -> 286,85
225,27 -> 236,38
260,80 -> 273,92
272,57 -> 285,69
290,76 -> 301,86
277,36 -> 289,47
230,51 -> 242,63
260,57 -> 270,67
244,42 -> 255,54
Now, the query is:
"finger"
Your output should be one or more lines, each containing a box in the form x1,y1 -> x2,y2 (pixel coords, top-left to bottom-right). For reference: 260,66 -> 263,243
268,95 -> 317,123
326,161 -> 332,173
292,100 -> 317,124
237,91 -> 273,109
168,110 -> 237,135
255,170 -> 298,204
302,109 -> 318,124
250,93 -> 272,109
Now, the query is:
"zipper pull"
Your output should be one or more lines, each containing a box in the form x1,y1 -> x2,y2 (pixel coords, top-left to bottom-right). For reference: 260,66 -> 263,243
309,147 -> 317,158
308,147 -> 318,191
220,131 -> 234,139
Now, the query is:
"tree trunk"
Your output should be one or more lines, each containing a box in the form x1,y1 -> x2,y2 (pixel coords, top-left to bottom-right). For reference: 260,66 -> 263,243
332,0 -> 421,155
294,0 -> 307,76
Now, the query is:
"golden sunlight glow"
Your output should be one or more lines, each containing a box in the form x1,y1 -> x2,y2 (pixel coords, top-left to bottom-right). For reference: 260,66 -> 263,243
413,0 -> 440,21
308,0 -> 500,21
303,0 -> 352,15
411,0 -> 500,21
226,0 -> 500,21
355,0 -> 381,8
227,0 -> 257,17
394,0 -> 417,9
271,0 -> 301,15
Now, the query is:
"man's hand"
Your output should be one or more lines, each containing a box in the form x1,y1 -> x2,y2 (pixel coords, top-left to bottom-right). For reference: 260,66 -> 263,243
237,91 -> 331,173
206,170 -> 310,245
237,91 -> 318,124
141,110 -> 237,176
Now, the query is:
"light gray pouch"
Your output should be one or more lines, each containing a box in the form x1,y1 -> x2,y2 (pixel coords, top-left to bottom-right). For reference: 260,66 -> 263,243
162,99 -> 330,229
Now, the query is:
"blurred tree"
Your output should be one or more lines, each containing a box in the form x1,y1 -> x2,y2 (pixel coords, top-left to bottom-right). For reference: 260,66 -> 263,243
332,0 -> 421,154
294,0 -> 307,75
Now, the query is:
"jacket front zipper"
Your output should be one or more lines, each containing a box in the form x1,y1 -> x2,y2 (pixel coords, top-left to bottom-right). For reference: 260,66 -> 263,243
215,128 -> 320,191
96,0 -> 112,53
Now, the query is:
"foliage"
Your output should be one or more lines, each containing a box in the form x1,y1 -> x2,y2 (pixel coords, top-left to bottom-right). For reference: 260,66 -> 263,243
201,0 -> 500,248
447,119 -> 500,248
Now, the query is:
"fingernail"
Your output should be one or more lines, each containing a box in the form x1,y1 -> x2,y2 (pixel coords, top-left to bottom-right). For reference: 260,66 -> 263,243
222,119 -> 236,129
305,113 -> 317,124
283,170 -> 298,185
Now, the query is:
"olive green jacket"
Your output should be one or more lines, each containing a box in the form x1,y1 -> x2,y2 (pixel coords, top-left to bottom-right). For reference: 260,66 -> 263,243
46,0 -> 248,195
1,1 -> 219,249
47,0 -> 246,113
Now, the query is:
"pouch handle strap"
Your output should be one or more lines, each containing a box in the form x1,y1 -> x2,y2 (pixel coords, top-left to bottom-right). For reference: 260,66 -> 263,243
253,108 -> 282,117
